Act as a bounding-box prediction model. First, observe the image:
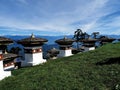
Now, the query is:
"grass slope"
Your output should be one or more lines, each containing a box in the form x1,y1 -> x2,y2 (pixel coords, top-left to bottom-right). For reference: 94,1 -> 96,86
0,43 -> 120,90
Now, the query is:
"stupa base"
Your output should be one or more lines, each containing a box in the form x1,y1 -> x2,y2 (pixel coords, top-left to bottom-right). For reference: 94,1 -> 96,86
21,59 -> 47,67
0,71 -> 11,80
57,49 -> 73,57
84,47 -> 95,52
50,57 -> 57,60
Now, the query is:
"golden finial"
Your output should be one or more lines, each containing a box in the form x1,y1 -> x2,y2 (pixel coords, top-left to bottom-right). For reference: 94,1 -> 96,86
31,33 -> 35,38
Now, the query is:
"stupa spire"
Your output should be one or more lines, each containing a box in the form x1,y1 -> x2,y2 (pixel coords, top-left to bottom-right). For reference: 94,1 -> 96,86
31,33 -> 35,38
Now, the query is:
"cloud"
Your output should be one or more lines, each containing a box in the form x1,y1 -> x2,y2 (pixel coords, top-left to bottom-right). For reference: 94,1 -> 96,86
14,0 -> 28,5
0,0 -> 120,35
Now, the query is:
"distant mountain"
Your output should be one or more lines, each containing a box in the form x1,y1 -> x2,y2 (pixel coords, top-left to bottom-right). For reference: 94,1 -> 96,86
5,34 -> 120,59
5,34 -> 120,44
106,35 -> 120,39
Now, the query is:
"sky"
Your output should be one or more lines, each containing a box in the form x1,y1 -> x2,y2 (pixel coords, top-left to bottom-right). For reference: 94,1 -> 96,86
0,0 -> 120,36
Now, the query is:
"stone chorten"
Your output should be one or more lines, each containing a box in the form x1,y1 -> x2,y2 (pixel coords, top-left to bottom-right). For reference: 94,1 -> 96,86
80,38 -> 97,52
0,50 -> 11,80
17,34 -> 48,67
0,36 -> 16,70
99,36 -> 115,45
47,48 -> 59,59
55,36 -> 74,57
0,36 -> 17,80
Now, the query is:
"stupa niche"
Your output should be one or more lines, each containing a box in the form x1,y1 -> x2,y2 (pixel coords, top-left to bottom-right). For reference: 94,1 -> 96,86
17,34 -> 48,67
55,36 -> 74,57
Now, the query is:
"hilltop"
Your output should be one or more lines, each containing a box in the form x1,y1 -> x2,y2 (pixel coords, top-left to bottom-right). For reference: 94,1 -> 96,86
0,43 -> 120,90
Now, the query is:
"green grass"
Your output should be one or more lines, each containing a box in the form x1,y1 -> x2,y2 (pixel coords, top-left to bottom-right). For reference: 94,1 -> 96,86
0,43 -> 120,90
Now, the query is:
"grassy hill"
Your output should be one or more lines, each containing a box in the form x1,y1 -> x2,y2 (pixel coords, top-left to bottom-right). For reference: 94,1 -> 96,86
0,43 -> 120,90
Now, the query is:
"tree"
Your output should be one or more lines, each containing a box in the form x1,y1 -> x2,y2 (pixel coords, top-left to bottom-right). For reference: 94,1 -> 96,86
91,32 -> 99,39
73,29 -> 89,49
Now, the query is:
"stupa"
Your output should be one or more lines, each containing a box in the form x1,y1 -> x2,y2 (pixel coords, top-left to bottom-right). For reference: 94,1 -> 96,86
55,36 -> 74,57
47,48 -> 59,59
80,38 -> 97,52
0,36 -> 16,70
0,50 -> 11,80
99,36 -> 115,45
17,34 -> 48,66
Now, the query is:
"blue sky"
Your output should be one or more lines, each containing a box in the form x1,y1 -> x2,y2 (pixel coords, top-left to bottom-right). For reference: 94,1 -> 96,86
0,0 -> 120,35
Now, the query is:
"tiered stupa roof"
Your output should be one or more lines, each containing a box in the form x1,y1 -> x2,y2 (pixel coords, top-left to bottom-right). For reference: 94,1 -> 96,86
55,36 -> 74,46
99,36 -> 115,44
3,53 -> 18,60
3,53 -> 18,68
0,36 -> 13,51
80,38 -> 97,43
17,34 -> 48,46
80,38 -> 97,47
0,36 -> 13,45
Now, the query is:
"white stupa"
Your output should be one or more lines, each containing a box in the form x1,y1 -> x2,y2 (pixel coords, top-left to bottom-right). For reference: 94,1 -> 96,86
55,36 -> 74,57
0,36 -> 17,70
0,50 -> 11,80
47,48 -> 59,59
17,34 -> 48,67
80,38 -> 97,52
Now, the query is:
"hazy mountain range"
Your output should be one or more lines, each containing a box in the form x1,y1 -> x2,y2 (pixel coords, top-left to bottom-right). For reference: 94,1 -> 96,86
5,34 -> 120,59
4,34 -> 120,45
